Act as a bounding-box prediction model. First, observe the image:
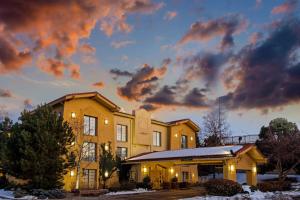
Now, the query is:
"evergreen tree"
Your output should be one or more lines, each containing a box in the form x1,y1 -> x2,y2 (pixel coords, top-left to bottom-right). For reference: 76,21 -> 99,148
3,105 -> 74,189
0,117 -> 13,174
99,142 -> 121,189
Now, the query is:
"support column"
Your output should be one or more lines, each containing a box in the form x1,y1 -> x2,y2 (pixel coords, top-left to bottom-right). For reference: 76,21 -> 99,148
223,161 -> 236,182
246,166 -> 257,186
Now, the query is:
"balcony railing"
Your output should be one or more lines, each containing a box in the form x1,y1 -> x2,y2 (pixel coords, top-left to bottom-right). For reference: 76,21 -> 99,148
222,135 -> 259,145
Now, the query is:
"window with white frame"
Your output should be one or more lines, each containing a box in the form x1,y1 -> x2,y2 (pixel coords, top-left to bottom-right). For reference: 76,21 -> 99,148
181,135 -> 188,149
117,124 -> 127,142
82,142 -> 96,162
117,147 -> 127,160
153,131 -> 161,146
84,115 -> 96,136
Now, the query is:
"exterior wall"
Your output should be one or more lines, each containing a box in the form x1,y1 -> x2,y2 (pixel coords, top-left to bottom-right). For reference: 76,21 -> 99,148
62,98 -> 116,191
151,123 -> 169,152
114,115 -> 133,158
170,124 -> 196,150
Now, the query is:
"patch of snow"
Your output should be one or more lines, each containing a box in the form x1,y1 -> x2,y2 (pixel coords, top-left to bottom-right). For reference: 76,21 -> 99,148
105,188 -> 154,196
180,185 -> 300,200
0,189 -> 36,200
128,145 -> 243,161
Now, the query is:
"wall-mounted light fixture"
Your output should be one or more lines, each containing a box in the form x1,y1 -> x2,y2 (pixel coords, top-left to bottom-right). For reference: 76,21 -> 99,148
143,166 -> 147,173
229,164 -> 235,172
175,173 -> 178,177
104,171 -> 109,177
71,112 -> 76,118
70,170 -> 75,177
170,168 -> 174,174
252,166 -> 257,173
105,144 -> 109,151
174,133 -> 178,138
192,173 -> 195,177
104,119 -> 109,125
71,141 -> 75,146
190,136 -> 193,141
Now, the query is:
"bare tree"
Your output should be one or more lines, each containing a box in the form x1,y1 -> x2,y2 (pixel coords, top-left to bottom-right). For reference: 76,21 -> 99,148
0,105 -> 8,122
202,102 -> 230,146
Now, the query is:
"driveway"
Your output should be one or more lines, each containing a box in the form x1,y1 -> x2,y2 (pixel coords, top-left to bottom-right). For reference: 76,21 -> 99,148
66,187 -> 206,200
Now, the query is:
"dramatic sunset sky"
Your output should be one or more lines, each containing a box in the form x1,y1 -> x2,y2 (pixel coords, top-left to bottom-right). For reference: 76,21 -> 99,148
0,0 -> 300,135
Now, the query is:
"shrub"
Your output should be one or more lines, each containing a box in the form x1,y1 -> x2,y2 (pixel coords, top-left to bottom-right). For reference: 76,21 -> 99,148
0,176 -> 8,189
120,182 -> 136,190
161,182 -> 171,190
257,181 -> 291,192
179,182 -> 189,189
204,179 -> 243,196
136,176 -> 153,190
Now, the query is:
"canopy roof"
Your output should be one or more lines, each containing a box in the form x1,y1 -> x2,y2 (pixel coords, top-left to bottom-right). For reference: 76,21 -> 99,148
126,144 -> 266,163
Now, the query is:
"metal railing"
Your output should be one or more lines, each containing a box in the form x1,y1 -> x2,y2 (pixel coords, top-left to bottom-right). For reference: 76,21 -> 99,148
222,135 -> 259,145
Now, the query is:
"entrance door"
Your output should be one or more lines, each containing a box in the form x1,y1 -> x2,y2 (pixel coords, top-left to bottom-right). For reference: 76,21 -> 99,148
182,171 -> 189,182
82,169 -> 96,189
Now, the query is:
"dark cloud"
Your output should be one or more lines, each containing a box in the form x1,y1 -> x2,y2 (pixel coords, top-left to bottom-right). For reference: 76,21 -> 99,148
179,14 -> 247,50
110,69 -> 133,78
0,89 -> 13,98
182,88 -> 209,108
0,0 -> 162,77
144,85 -> 179,105
219,18 -> 300,110
180,52 -> 232,87
139,103 -> 158,111
117,58 -> 170,101
271,0 -> 297,14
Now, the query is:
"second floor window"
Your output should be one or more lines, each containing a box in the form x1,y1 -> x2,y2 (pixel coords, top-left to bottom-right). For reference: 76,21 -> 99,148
153,131 -> 161,146
117,147 -> 127,160
117,124 -> 127,142
181,135 -> 188,149
82,142 -> 96,162
84,115 -> 96,136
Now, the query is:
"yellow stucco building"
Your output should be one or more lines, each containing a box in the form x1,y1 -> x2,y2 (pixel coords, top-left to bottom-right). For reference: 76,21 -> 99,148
48,92 -> 266,191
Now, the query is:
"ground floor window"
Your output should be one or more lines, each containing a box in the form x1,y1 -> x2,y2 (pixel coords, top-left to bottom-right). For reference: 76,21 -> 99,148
182,171 -> 189,182
82,169 -> 96,189
117,147 -> 128,160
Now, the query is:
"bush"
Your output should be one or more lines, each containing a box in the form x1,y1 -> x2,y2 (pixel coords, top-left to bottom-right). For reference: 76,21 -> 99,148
161,182 -> 171,190
120,181 -> 136,190
204,179 -> 243,196
257,181 -> 291,192
0,176 -> 8,189
179,182 -> 189,189
171,176 -> 179,189
136,177 -> 153,190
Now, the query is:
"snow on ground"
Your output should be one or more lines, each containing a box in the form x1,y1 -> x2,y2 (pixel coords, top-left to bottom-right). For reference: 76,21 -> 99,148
180,185 -> 300,200
0,189 -> 36,200
105,188 -> 155,196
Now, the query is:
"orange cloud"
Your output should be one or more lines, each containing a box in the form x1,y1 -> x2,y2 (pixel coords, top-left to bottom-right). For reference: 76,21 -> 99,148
271,0 -> 297,14
164,11 -> 177,21
92,81 -> 105,88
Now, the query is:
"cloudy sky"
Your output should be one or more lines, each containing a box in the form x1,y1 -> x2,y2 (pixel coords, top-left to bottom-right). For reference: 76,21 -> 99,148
1,0 -> 300,135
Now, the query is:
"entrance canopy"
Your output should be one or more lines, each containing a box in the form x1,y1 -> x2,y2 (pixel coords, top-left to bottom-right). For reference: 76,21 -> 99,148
126,144 -> 266,164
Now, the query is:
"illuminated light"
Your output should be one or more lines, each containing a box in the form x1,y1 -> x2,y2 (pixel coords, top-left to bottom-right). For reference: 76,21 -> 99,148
175,134 -> 178,138
143,166 -> 147,173
71,141 -> 75,146
175,173 -> 178,177
252,166 -> 257,173
70,170 -> 75,177
170,168 -> 174,174
104,119 -> 109,125
105,144 -> 109,151
190,136 -> 193,141
104,171 -> 109,177
192,173 -> 195,177
71,112 -> 76,118
229,164 -> 235,172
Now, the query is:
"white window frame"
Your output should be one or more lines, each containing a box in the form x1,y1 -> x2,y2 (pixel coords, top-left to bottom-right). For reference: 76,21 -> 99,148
84,115 -> 97,136
82,142 -> 96,162
181,135 -> 188,149
117,124 -> 127,142
153,131 -> 161,146
117,147 -> 128,160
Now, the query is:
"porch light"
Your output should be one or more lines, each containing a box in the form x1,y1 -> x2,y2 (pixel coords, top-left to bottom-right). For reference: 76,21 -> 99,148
175,173 -> 178,177
190,136 -> 193,141
252,166 -> 257,173
104,119 -> 109,125
143,166 -> 147,173
229,164 -> 235,172
70,170 -> 75,177
105,144 -> 109,151
175,134 -> 178,138
71,112 -> 76,118
192,173 -> 195,177
170,168 -> 174,174
104,171 -> 109,177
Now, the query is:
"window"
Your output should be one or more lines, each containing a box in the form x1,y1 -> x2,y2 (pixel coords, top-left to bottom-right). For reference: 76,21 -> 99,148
181,135 -> 188,149
153,131 -> 161,146
117,147 -> 127,160
117,124 -> 127,142
84,115 -> 96,136
182,171 -> 189,182
82,169 -> 96,189
82,142 -> 96,162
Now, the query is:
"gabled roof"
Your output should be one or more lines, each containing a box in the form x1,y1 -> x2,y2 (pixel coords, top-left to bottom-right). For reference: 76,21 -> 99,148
126,144 -> 266,163
167,118 -> 200,132
48,92 -> 120,112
